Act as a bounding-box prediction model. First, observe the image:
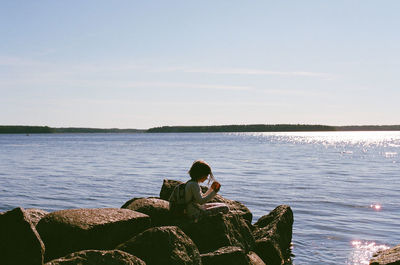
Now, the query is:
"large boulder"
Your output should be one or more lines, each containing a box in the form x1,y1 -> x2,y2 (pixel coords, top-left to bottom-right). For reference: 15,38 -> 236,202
252,205 -> 293,265
117,226 -> 201,265
176,212 -> 255,254
370,244 -> 400,265
45,250 -> 145,265
37,208 -> 150,262
160,179 -> 253,224
201,246 -> 248,265
121,197 -> 172,226
0,207 -> 45,265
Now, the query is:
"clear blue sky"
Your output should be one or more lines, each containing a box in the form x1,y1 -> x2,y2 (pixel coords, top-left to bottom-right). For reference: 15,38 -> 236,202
1,1 -> 399,129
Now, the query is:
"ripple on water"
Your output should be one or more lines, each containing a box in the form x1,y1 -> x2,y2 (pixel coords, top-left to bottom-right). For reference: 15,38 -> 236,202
384,152 -> 398,158
1,132 -> 400,265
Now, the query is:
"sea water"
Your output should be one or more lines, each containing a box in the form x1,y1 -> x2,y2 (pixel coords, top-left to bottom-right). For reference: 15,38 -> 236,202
1,132 -> 399,264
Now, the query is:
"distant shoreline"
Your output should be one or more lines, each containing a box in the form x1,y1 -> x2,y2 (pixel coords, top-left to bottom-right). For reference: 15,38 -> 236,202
1,124 -> 400,134
0,126 -> 145,134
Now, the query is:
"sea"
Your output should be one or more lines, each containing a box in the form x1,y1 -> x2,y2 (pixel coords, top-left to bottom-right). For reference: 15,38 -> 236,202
1,132 -> 399,264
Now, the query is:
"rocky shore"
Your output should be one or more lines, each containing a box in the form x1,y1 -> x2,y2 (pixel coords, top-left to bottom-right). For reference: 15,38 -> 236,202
0,179 -> 294,265
369,244 -> 400,265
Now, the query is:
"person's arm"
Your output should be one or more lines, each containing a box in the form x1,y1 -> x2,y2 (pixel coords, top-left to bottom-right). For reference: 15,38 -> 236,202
203,186 -> 214,196
189,182 -> 216,204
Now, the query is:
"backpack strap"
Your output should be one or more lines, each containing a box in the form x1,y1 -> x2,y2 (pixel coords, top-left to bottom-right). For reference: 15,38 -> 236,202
184,179 -> 198,205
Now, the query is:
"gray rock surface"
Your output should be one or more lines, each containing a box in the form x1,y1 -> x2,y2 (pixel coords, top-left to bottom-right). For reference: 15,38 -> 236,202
370,244 -> 400,265
45,249 -> 145,265
176,212 -> 255,254
0,207 -> 45,265
121,197 -> 171,226
37,208 -> 150,262
117,226 -> 201,265
252,205 -> 293,265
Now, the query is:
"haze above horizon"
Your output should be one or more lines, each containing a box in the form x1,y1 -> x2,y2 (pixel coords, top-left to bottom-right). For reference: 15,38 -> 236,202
1,1 -> 399,129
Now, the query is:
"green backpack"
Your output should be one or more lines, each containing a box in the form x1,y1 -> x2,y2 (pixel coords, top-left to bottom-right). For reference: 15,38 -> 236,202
169,182 -> 188,216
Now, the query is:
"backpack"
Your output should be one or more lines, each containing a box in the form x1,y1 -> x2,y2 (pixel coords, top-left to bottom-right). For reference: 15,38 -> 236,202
169,182 -> 188,216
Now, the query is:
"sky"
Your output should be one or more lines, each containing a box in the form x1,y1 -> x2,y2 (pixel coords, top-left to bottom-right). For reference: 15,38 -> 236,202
1,1 -> 399,129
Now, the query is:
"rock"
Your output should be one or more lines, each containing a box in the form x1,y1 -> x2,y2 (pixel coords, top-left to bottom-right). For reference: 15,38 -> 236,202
160,179 -> 253,224
176,212 -> 255,254
200,247 -> 266,265
253,205 -> 293,251
252,205 -> 293,265
370,244 -> 400,265
253,237 -> 283,265
0,207 -> 45,265
45,249 -> 145,265
247,251 -> 266,265
159,179 -> 182,200
26,208 -> 50,226
201,246 -> 248,265
36,208 -> 150,262
211,194 -> 253,225
121,197 -> 172,226
117,225 -> 201,265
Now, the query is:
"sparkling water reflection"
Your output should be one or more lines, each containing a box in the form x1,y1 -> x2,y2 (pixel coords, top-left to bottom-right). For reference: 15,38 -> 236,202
349,241 -> 390,265
0,132 -> 399,264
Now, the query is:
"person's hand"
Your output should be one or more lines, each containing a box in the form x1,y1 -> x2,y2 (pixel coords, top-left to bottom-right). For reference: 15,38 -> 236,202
211,181 -> 221,192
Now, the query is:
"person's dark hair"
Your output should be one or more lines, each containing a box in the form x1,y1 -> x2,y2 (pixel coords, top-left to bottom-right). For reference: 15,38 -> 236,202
188,160 -> 212,181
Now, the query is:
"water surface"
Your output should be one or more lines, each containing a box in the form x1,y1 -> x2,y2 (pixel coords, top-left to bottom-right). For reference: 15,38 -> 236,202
1,132 -> 399,264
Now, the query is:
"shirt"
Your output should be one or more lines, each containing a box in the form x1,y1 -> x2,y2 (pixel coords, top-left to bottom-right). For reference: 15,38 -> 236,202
184,180 -> 216,217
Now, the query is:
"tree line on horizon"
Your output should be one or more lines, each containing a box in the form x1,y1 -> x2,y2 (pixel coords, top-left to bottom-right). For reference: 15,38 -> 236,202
0,126 -> 55,134
146,124 -> 335,133
1,124 -> 400,134
0,126 -> 143,134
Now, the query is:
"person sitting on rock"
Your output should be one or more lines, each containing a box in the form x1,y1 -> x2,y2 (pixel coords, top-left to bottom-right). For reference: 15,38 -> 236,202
185,160 -> 229,221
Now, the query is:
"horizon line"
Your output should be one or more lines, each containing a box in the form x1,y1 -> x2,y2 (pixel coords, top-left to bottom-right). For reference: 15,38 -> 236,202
2,124 -> 400,131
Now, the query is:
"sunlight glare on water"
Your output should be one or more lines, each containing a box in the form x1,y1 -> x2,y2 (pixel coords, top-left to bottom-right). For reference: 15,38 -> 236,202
239,131 -> 399,265
370,204 -> 382,211
255,131 -> 400,147
348,241 -> 390,265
